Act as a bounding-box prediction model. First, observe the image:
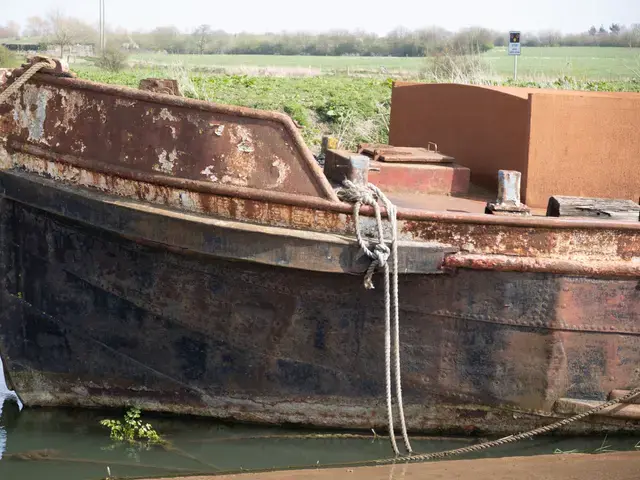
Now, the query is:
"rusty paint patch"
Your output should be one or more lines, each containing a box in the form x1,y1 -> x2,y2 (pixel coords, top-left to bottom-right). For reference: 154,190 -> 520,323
0,145 -> 11,169
266,157 -> 290,189
158,108 -> 178,122
200,165 -> 218,182
12,84 -> 52,143
153,149 -> 178,175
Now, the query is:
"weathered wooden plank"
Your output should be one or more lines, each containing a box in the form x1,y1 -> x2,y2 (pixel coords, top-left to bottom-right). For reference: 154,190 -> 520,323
546,196 -> 640,221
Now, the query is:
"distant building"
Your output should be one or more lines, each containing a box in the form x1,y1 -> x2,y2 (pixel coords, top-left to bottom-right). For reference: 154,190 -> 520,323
2,43 -> 42,52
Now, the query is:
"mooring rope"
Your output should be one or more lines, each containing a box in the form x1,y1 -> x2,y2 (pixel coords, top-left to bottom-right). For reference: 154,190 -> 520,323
337,180 -> 412,456
338,178 -> 640,464
373,386 -> 640,465
0,58 -> 56,106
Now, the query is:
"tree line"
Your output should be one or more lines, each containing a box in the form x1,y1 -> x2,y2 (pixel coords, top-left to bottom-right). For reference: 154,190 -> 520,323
2,14 -> 640,57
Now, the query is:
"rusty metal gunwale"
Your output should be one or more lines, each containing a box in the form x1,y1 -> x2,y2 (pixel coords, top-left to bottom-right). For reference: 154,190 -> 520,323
21,73 -> 339,202
2,168 -> 639,279
9,141 -> 640,234
444,254 -> 640,278
8,141 -> 342,210
0,168 -> 451,275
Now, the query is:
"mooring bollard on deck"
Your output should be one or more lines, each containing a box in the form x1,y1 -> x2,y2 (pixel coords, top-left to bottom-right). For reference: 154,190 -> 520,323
485,170 -> 531,216
323,149 -> 370,186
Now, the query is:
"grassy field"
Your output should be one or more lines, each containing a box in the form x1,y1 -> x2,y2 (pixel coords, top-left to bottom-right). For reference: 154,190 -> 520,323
125,47 -> 640,80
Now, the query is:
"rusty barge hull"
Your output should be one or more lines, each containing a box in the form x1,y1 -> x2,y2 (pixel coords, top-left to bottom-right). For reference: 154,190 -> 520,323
0,70 -> 639,436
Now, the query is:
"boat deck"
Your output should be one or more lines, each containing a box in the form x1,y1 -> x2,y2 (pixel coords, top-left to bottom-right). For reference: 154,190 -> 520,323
387,184 -> 548,216
143,451 -> 640,480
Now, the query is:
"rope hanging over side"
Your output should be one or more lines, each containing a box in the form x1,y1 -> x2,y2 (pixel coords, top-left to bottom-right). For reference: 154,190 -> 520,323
373,385 -> 640,465
338,180 -> 412,456
337,179 -> 640,464
0,58 -> 57,106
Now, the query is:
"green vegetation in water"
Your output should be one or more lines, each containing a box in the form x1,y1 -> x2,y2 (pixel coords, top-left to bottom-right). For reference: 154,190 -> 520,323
553,435 -> 620,455
99,407 -> 164,446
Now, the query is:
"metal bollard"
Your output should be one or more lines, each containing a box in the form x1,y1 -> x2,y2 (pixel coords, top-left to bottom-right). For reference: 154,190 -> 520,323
485,170 -> 531,216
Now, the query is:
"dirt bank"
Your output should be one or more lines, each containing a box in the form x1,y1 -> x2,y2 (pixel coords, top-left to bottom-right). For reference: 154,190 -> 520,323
145,451 -> 640,480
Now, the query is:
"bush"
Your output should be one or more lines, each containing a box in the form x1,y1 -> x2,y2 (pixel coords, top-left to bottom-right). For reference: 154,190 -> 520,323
284,102 -> 310,127
0,46 -> 17,68
96,48 -> 129,72
422,47 -> 494,84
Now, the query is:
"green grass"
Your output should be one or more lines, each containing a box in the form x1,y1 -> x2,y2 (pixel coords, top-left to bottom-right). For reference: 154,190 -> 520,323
486,46 -> 640,80
124,47 -> 640,80
129,52 -> 422,73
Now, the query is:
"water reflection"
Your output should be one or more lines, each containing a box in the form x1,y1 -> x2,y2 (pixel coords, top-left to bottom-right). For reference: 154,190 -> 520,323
0,355 -> 20,461
0,355 -> 638,480
0,398 -> 5,460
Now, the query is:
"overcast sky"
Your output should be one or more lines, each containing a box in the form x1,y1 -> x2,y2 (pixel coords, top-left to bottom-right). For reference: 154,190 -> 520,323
3,0 -> 639,34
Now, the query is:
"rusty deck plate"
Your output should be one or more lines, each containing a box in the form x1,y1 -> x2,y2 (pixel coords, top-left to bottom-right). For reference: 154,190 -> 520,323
358,143 -> 455,163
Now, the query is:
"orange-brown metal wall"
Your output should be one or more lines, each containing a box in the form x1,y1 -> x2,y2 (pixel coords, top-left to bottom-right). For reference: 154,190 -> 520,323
526,92 -> 640,208
389,82 -> 640,208
389,82 -> 531,197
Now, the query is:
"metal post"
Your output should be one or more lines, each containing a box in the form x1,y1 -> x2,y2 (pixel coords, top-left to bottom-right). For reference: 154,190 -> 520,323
513,55 -> 518,82
102,0 -> 106,51
485,170 -> 530,216
99,0 -> 103,52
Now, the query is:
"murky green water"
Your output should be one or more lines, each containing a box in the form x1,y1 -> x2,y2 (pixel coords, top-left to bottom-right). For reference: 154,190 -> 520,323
1,362 -> 639,480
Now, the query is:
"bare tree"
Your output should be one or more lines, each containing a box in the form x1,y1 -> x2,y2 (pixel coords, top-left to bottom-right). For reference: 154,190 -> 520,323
194,24 -> 212,55
539,29 -> 562,46
0,22 -> 20,38
24,16 -> 50,37
47,11 -> 96,57
622,24 -> 640,47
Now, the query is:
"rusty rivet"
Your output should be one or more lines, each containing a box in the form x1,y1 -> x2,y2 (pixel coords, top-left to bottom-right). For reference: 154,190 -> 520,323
563,286 -> 570,292
560,304 -> 566,309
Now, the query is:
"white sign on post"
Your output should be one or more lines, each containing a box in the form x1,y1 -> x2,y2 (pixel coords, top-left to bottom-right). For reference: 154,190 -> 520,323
508,31 -> 521,55
508,31 -> 521,81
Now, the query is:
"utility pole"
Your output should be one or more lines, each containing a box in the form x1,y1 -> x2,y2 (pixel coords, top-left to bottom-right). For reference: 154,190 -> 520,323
99,0 -> 106,51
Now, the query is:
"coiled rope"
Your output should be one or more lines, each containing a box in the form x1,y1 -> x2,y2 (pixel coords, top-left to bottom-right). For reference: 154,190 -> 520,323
338,178 -> 640,464
0,58 -> 56,106
337,180 -> 412,456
